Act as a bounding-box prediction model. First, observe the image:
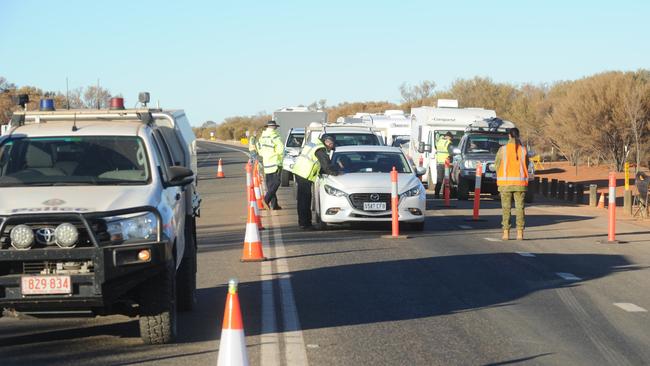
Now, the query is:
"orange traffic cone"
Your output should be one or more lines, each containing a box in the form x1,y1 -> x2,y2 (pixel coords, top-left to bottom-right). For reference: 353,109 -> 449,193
253,172 -> 264,211
217,279 -> 249,366
217,158 -> 225,178
241,203 -> 266,262
597,192 -> 605,209
249,186 -> 264,230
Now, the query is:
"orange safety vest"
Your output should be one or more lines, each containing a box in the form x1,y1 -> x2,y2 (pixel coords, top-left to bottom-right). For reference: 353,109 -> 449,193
497,142 -> 528,186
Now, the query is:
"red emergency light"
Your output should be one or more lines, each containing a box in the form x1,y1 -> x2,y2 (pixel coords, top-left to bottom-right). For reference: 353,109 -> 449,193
109,97 -> 125,110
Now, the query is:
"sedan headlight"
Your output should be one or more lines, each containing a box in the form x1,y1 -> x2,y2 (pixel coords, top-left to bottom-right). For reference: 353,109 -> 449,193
400,186 -> 422,199
324,184 -> 347,197
106,212 -> 158,243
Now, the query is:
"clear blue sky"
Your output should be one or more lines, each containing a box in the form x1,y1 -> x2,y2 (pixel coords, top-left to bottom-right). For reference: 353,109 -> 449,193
1,0 -> 648,125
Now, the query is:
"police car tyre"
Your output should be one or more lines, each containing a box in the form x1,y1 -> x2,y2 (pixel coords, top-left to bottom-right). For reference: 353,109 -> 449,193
457,178 -> 470,200
281,170 -> 292,187
139,259 -> 177,345
177,217 -> 197,312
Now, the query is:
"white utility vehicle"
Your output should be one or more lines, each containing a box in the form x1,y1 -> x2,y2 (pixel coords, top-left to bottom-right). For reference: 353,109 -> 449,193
280,127 -> 305,186
314,146 -> 426,230
0,95 -> 199,345
409,99 -> 496,188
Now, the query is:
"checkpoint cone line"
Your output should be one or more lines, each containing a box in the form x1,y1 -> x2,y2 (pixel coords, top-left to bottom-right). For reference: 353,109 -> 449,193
249,186 -> 264,230
241,204 -> 266,262
253,173 -> 265,211
217,158 -> 225,178
217,279 -> 249,366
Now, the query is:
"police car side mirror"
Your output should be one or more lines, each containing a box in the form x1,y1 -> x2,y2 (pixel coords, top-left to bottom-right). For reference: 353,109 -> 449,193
166,166 -> 195,187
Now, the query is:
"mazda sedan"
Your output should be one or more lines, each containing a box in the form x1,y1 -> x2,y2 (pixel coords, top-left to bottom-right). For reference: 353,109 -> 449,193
314,146 -> 426,230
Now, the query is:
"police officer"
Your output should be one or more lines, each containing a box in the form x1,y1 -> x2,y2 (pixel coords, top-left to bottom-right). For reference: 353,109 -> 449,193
495,128 -> 529,240
258,121 -> 284,210
434,132 -> 453,198
292,134 -> 340,229
248,130 -> 258,160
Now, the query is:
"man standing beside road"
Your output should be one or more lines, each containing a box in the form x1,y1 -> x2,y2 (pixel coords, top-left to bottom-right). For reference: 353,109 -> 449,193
292,135 -> 340,230
434,132 -> 453,198
495,127 -> 529,241
258,121 -> 284,210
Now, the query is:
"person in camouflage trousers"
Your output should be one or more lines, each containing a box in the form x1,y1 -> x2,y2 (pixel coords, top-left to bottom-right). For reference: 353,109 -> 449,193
495,128 -> 529,240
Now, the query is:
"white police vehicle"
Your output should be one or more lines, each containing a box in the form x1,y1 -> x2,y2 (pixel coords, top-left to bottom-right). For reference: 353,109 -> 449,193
0,95 -> 200,344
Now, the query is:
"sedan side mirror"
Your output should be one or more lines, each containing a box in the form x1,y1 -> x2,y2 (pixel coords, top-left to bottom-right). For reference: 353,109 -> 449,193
167,166 -> 194,187
415,166 -> 426,177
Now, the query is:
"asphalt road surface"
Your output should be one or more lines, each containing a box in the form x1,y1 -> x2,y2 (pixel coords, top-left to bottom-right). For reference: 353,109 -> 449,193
1,140 -> 650,365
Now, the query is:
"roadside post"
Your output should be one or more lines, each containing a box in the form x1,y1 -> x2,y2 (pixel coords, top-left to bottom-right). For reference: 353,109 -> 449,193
245,161 -> 252,203
567,182 -> 575,201
599,172 -> 620,244
472,164 -> 482,221
558,181 -> 566,200
541,178 -> 549,197
550,179 -> 558,198
576,184 -> 585,204
589,184 -> 598,207
382,167 -> 409,239
624,163 -> 632,215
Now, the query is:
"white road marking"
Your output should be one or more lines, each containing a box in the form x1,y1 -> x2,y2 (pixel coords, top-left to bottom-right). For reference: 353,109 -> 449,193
457,225 -> 472,229
516,251 -> 536,257
260,228 -> 281,366
484,237 -> 500,242
556,272 -> 582,281
614,303 -> 648,312
269,213 -> 310,366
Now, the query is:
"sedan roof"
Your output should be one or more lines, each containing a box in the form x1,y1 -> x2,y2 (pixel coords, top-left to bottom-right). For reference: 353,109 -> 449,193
333,146 -> 404,153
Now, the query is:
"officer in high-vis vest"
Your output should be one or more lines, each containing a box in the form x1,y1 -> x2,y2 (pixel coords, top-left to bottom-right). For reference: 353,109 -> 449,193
292,134 -> 340,229
495,127 -> 529,241
258,121 -> 284,210
434,132 -> 453,198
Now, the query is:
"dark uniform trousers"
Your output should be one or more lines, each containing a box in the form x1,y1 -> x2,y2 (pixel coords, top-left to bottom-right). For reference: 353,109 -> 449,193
434,163 -> 445,196
295,175 -> 313,227
264,170 -> 281,208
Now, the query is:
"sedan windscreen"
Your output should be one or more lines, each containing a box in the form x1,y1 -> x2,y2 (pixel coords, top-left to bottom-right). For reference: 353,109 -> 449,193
332,151 -> 412,173
0,136 -> 150,186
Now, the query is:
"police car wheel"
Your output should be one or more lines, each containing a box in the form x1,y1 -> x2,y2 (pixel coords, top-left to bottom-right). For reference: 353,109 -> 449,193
177,217 -> 197,312
139,260 -> 177,345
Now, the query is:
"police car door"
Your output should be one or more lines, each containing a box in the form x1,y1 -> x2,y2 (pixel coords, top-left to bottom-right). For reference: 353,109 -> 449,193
152,130 -> 186,265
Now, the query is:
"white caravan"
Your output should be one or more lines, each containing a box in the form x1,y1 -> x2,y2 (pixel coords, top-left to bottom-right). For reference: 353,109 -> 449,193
336,110 -> 411,146
409,99 -> 496,187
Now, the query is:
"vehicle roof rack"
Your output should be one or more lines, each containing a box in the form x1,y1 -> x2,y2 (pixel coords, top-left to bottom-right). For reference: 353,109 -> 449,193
465,118 -> 515,133
9,108 -> 165,128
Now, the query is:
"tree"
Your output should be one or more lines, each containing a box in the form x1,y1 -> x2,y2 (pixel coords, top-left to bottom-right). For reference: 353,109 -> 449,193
399,80 -> 436,105
82,85 -> 112,109
622,70 -> 650,168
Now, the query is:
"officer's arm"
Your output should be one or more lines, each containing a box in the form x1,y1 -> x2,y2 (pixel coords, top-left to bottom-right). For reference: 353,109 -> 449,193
315,149 -> 339,176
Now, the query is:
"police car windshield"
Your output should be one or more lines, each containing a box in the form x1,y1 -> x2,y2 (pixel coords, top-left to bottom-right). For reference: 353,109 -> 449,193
332,151 -> 412,173
328,133 -> 382,146
0,136 -> 150,186
286,133 -> 304,147
465,134 -> 509,154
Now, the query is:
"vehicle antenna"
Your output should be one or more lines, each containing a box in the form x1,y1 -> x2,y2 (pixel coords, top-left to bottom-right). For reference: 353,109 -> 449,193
72,113 -> 78,132
96,78 -> 100,109
66,77 -> 70,110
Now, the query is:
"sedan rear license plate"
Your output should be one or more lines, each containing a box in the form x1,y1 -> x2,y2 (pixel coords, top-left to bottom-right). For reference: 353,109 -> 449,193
363,202 -> 387,211
21,276 -> 71,295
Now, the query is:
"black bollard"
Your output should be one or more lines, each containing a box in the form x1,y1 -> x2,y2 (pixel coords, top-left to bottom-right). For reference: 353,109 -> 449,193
558,180 -> 566,200
542,178 -> 549,197
550,179 -> 558,198
567,182 -> 575,201
534,177 -> 541,194
576,183 -> 585,204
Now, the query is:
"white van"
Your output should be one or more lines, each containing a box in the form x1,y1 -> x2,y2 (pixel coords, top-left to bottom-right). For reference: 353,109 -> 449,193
409,100 -> 496,187
0,96 -> 200,345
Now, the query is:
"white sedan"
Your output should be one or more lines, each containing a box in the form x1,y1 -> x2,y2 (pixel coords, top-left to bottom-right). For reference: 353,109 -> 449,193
314,146 -> 426,230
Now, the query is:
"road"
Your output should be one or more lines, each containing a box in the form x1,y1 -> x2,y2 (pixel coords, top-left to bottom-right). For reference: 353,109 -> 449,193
1,140 -> 650,365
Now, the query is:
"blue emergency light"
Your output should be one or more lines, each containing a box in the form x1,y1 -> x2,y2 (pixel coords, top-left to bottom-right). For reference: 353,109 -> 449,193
39,98 -> 55,111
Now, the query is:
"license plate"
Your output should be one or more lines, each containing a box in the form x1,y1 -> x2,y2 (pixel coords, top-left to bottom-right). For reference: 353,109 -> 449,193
485,172 -> 496,178
363,202 -> 387,211
21,276 -> 72,295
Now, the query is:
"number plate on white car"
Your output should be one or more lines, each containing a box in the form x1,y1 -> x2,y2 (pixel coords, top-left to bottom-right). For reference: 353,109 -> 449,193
363,202 -> 387,211
21,276 -> 71,295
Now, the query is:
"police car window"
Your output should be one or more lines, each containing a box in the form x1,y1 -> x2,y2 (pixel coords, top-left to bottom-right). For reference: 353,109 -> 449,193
158,126 -> 186,166
0,136 -> 150,186
332,152 -> 412,173
286,134 -> 304,147
330,134 -> 381,146
153,130 -> 175,166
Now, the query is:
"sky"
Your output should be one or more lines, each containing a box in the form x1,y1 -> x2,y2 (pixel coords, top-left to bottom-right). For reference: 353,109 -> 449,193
1,0 -> 649,126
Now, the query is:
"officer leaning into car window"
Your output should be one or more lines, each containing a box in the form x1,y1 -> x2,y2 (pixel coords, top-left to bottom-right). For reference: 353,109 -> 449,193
434,132 -> 453,198
258,120 -> 284,210
292,134 -> 341,230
